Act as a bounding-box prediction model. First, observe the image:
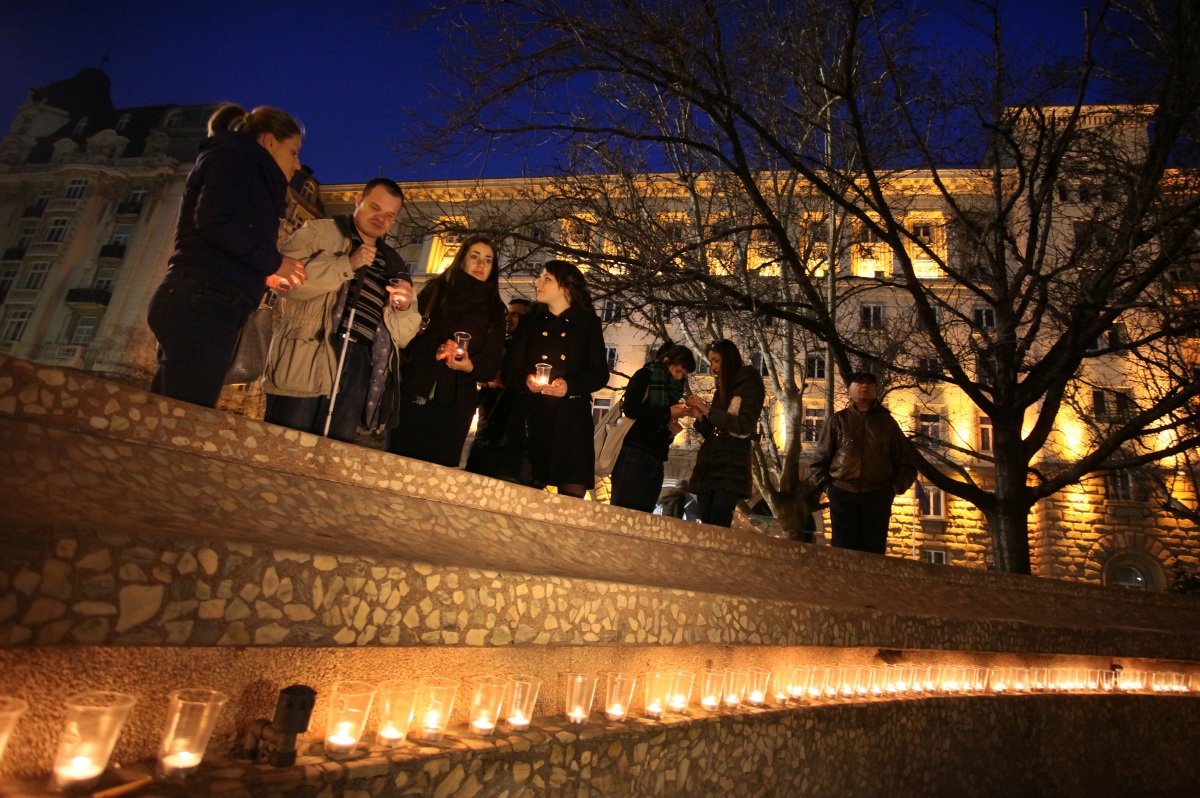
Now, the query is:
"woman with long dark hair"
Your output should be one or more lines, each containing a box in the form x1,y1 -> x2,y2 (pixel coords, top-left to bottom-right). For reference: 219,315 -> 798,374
685,339 -> 766,527
147,104 -> 308,407
387,235 -> 506,466
504,260 -> 609,498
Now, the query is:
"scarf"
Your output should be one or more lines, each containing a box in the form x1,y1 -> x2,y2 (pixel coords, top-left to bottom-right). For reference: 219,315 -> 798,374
647,361 -> 686,407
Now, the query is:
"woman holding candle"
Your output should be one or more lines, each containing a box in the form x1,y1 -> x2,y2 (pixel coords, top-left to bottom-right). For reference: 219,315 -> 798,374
387,235 -> 506,467
504,260 -> 609,498
609,344 -> 697,513
147,104 -> 308,408
685,339 -> 766,527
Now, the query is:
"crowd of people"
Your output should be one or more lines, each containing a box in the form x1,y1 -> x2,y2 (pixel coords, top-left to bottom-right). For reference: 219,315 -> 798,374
147,103 -> 917,550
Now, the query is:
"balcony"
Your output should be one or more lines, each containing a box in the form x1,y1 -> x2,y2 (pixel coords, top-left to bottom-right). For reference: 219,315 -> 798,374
45,197 -> 82,214
2,247 -> 25,261
36,343 -> 86,368
20,204 -> 45,219
98,243 -> 126,260
65,288 -> 112,308
115,200 -> 144,216
4,289 -> 39,305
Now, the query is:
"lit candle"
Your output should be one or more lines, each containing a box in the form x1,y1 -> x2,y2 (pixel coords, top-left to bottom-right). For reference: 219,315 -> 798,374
326,721 -> 358,753
992,682 -> 1008,692
724,694 -> 740,707
159,751 -> 200,775
507,709 -> 530,731
605,703 -> 626,721
701,695 -> 719,711
668,694 -> 687,711
378,725 -> 403,744
773,691 -> 789,704
567,706 -> 587,725
55,755 -> 104,783
645,700 -> 663,719
748,690 -> 765,706
423,709 -> 442,732
470,717 -> 496,735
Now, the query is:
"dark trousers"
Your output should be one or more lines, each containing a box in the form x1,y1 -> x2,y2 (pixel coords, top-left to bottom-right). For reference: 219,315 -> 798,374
610,446 -> 665,513
263,338 -> 372,443
147,271 -> 256,408
827,484 -> 896,554
697,489 -> 741,528
387,392 -> 475,468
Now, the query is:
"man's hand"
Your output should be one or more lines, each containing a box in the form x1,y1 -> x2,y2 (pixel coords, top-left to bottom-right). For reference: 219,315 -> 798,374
268,256 -> 307,291
348,244 -> 377,270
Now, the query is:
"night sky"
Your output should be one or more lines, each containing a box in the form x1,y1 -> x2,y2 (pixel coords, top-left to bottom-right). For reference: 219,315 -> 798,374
1,0 -> 1092,186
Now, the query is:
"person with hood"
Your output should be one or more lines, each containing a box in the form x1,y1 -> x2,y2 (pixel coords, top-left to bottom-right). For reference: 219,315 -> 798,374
685,339 -> 766,527
811,371 -> 918,554
261,178 -> 421,442
147,103 -> 309,407
386,235 -> 506,467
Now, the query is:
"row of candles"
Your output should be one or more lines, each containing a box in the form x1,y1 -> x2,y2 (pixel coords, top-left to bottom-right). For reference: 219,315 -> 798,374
1,664 -> 1195,789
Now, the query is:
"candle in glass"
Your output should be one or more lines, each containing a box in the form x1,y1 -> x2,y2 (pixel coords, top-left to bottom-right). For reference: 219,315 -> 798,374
668,671 -> 694,714
157,688 -> 228,777
0,696 -> 28,766
534,363 -> 552,386
643,671 -> 673,720
604,673 -> 637,722
564,673 -> 598,726
411,677 -> 459,742
453,331 -> 472,361
506,675 -> 541,731
699,669 -> 725,711
324,681 -> 376,755
771,667 -> 795,704
724,670 -> 748,707
468,676 -> 506,737
52,692 -> 137,790
376,680 -> 418,747
747,668 -> 770,706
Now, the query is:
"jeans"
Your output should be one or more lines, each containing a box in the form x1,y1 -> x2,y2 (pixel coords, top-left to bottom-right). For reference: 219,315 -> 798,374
148,271 -> 256,408
827,484 -> 895,554
609,446 -> 665,513
263,338 -> 371,443
697,489 -> 741,528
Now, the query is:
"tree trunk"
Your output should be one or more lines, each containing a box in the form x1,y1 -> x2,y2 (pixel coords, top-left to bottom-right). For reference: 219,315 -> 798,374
989,442 -> 1033,575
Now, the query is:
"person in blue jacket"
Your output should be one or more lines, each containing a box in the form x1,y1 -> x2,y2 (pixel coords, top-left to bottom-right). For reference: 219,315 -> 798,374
147,103 -> 308,407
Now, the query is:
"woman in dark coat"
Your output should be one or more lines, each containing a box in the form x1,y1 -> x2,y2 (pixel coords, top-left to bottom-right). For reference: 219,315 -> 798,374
504,260 -> 609,498
387,235 -> 506,467
685,339 -> 766,527
147,103 -> 308,407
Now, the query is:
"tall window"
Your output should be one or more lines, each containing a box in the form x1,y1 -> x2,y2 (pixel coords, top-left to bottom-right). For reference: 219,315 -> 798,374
805,353 -> 826,380
15,225 -> 35,250
605,345 -> 618,370
916,305 -> 941,332
861,304 -> 884,330
94,267 -> 118,291
110,224 -> 134,246
63,179 -> 88,200
591,396 -> 612,426
71,316 -> 99,346
1,310 -> 32,342
601,300 -> 621,323
918,412 -> 942,443
1105,471 -> 1134,502
978,416 -> 993,453
33,192 -> 50,211
1093,388 -> 1134,422
916,357 -> 943,383
0,267 -> 16,301
803,406 -> 826,443
44,219 -> 69,243
22,261 -> 51,290
973,307 -> 996,331
917,484 -> 945,518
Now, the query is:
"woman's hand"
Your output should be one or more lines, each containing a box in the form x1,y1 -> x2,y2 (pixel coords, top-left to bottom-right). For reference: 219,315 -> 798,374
685,394 -> 710,417
268,256 -> 307,291
525,374 -> 546,393
670,403 -> 691,420
541,377 -> 568,398
435,339 -> 456,362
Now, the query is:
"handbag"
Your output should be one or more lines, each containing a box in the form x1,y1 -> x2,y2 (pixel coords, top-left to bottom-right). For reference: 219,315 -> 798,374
224,295 -> 276,385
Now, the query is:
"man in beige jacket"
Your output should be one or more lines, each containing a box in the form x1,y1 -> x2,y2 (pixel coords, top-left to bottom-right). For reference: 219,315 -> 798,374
262,178 -> 422,442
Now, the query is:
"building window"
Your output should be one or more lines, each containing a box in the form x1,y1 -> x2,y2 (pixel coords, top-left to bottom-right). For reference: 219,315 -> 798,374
1105,471 -> 1135,502
0,267 -> 16,301
15,225 -> 36,250
591,397 -> 612,426
110,224 -> 134,246
750,353 -> 769,377
123,189 -> 147,211
805,353 -> 826,380
696,351 -> 711,375
605,346 -> 618,370
162,110 -> 181,129
71,316 -> 98,346
916,306 -> 941,332
1107,564 -> 1146,590
44,218 -> 69,243
34,192 -> 50,211
861,304 -> 884,330
63,179 -> 88,200
803,406 -> 826,443
601,300 -> 621,323
22,262 -> 51,290
918,412 -> 943,443
916,357 -> 943,384
921,549 -> 948,565
73,118 -> 89,137
917,484 -> 945,518
1093,388 -> 1134,422
1,309 -> 32,342
978,416 -> 993,453
94,267 -> 118,291
972,307 -> 996,331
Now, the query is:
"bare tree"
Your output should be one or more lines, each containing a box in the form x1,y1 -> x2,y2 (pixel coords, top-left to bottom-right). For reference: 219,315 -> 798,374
395,0 -> 1200,573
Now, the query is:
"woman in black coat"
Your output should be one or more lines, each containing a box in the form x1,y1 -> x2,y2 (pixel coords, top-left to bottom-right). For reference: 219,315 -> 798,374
147,103 -> 309,407
685,339 -> 766,527
387,235 -> 506,467
504,260 -> 609,498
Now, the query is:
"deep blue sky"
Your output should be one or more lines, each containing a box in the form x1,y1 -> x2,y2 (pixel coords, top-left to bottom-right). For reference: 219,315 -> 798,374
0,0 -> 1092,186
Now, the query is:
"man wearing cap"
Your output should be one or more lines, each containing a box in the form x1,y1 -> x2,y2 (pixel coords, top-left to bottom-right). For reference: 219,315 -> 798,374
262,178 -> 421,442
811,372 -> 918,554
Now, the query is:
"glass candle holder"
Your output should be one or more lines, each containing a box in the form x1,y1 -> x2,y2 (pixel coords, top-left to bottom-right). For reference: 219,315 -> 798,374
324,681 -> 376,755
698,669 -> 725,711
453,331 -> 472,360
468,676 -> 507,736
643,671 -> 674,719
771,666 -> 795,704
534,363 -> 552,385
724,670 -> 748,707
858,666 -> 882,696
376,680 -> 418,747
746,668 -> 770,705
604,673 -> 636,722
0,696 -> 28,766
52,692 -> 137,791
668,671 -> 694,714
505,675 -> 541,731
157,688 -> 228,777
835,667 -> 856,698
564,673 -> 598,725
808,666 -> 833,699
412,677 -> 458,742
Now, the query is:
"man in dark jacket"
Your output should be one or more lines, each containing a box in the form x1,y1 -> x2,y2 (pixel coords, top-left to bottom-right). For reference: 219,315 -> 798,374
811,372 -> 918,554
